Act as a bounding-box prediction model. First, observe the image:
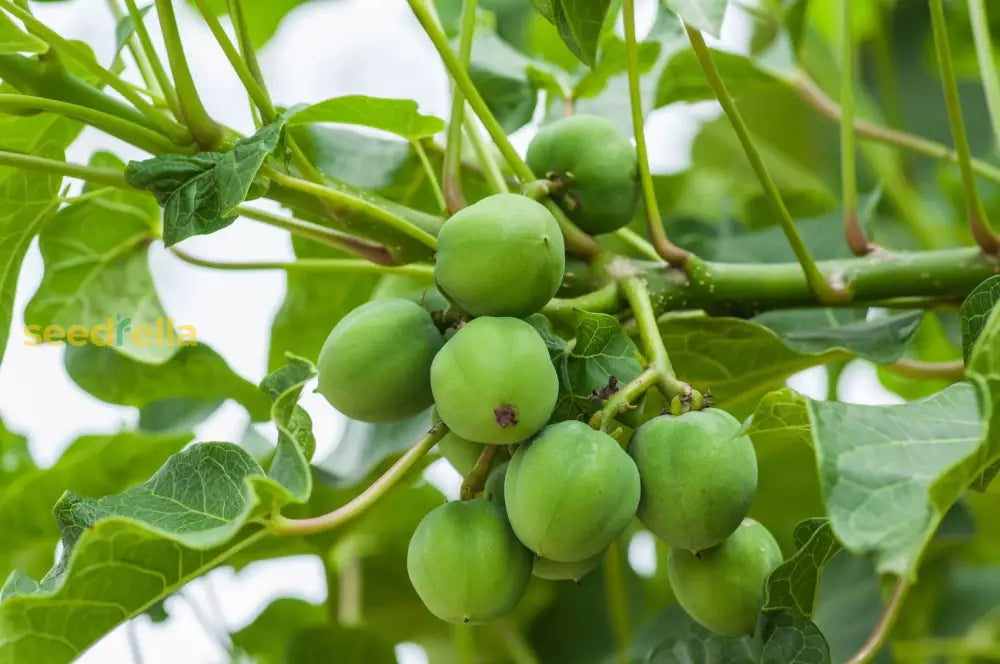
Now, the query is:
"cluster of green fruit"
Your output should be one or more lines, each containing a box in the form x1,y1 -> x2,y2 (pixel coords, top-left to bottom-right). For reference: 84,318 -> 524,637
315,115 -> 783,637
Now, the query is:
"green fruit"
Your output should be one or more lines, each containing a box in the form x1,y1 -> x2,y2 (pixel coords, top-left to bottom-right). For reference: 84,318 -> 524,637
504,420 -> 640,562
407,499 -> 532,624
373,274 -> 449,313
526,115 -> 639,235
668,519 -> 782,637
532,552 -> 603,582
432,408 -> 486,476
431,317 -> 558,444
484,459 -> 509,505
317,298 -> 443,422
630,409 -> 757,552
434,194 -> 565,317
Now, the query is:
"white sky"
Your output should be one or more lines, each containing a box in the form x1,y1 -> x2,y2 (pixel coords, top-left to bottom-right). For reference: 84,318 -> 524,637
1,1 -> 903,662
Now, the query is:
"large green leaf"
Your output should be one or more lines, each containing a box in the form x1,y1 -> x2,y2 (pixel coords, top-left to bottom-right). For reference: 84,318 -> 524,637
25,152 -> 177,364
660,0 -> 729,37
967,302 -> 1000,491
63,343 -> 270,420
573,33 -> 662,99
260,355 -> 317,503
469,23 -> 540,133
125,119 -> 284,245
287,96 -> 444,139
186,0 -> 310,48
656,46 -> 785,108
960,275 -> 1000,363
0,441 -> 309,664
0,431 -> 190,584
763,519 -> 843,617
552,0 -> 614,68
0,113 -> 79,367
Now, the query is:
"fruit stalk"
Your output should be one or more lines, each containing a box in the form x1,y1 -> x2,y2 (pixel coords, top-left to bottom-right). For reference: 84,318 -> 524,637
460,446 -> 499,500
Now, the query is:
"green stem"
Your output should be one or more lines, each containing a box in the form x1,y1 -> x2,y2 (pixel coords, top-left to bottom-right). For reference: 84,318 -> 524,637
459,445 -> 498,500
591,367 -> 659,431
0,0 -> 188,142
443,0 -> 477,212
826,361 -> 846,401
882,358 -> 965,380
871,6 -> 905,131
686,25 -> 845,303
454,624 -> 475,664
840,0 -> 870,255
122,0 -> 181,118
105,0 -> 160,97
464,112 -> 509,194
844,577 -> 909,664
928,0 -> 999,254
615,227 -> 662,261
894,638 -> 1000,661
264,168 -> 439,251
543,282 -> 620,322
0,149 -> 129,187
0,94 -> 181,154
493,619 -> 542,664
405,0 -> 601,259
170,247 -> 434,277
795,74 -> 1000,184
967,0 -> 1000,151
236,205 -> 398,264
273,424 -> 447,536
624,0 -> 690,269
603,538 -> 631,661
412,138 -> 447,214
154,0 -> 223,148
227,0 -> 268,96
620,276 -> 690,399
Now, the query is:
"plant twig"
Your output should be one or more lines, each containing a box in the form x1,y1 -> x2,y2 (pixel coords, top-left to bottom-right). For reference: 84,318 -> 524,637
543,283 -> 622,322
840,0 -> 873,256
0,150 -> 130,187
686,25 -> 847,303
465,112 -> 509,194
881,358 -> 965,380
590,367 -> 659,432
443,0 -> 477,212
272,424 -> 448,536
459,445 -> 498,500
122,0 -> 182,119
615,228 -> 662,261
620,275 -> 691,400
105,0 -> 160,98
412,138 -> 448,214
170,246 -> 434,277
967,0 -> 1000,151
844,577 -> 909,664
493,618 -> 542,664
603,538 -> 631,661
624,0 -> 691,269
929,0 -> 1000,254
154,0 -> 223,148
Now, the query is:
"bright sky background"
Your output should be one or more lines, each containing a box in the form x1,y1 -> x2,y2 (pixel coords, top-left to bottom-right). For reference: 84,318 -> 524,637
1,1 -> 904,662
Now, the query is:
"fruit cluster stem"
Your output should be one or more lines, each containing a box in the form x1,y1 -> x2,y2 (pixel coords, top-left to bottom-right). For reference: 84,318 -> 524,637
459,445 -> 499,500
619,276 -> 691,400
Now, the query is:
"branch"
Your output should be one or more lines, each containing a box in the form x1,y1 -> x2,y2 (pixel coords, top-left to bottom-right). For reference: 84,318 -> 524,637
0,150 -> 130,187
839,0 -> 874,256
967,0 -> 1000,151
686,25 -> 846,303
620,274 -> 692,400
603,539 -> 631,657
443,0 -> 477,212
623,0 -> 691,269
845,577 -> 909,664
411,138 -> 447,214
273,424 -> 447,536
881,358 -> 965,380
122,0 -> 181,118
459,445 -> 498,500
169,247 -> 434,277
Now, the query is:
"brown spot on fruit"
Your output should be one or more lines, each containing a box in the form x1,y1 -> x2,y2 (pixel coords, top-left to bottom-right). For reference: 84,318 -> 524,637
494,405 -> 519,428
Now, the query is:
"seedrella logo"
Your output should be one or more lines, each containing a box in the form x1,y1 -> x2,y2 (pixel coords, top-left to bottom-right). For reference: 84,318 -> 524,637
25,314 -> 197,347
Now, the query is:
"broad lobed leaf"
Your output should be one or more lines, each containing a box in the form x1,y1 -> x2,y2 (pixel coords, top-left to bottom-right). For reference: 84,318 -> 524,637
763,519 -> 842,617
287,95 -> 444,140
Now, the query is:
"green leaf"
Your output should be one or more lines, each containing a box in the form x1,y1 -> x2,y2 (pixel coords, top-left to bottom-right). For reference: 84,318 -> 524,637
960,275 -> 1000,363
573,33 -> 661,99
809,383 -> 985,578
113,4 -> 152,58
63,343 -> 271,420
657,47 -> 784,107
552,311 -> 644,420
528,0 -> 556,22
0,418 -> 33,485
25,152 -> 178,364
552,0 -> 615,68
0,442 -> 308,664
125,118 -> 285,245
0,113 -> 79,368
658,316 -> 848,416
185,0 -> 309,48
138,397 -> 226,433
967,303 -> 1000,491
763,519 -> 843,617
757,611 -> 831,664
259,355 -> 317,502
316,408 -> 433,489
287,95 -> 444,140
470,24 -> 540,133
660,0 -> 730,38
0,12 -> 46,53
0,431 -> 190,583
753,309 -> 923,364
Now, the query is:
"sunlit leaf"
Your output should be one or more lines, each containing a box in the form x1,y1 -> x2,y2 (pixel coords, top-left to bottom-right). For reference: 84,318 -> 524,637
287,96 -> 444,139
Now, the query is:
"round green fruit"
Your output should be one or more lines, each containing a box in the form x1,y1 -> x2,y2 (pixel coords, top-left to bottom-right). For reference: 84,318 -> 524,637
432,408 -> 486,476
667,519 -> 782,637
407,499 -> 532,624
434,193 -> 565,317
629,409 -> 757,552
431,317 -> 558,444
532,552 -> 603,582
504,420 -> 640,562
317,298 -> 443,422
526,115 -> 639,235
373,274 -> 449,313
484,459 -> 509,505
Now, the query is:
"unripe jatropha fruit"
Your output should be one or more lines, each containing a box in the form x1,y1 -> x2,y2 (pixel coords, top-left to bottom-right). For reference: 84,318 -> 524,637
373,273 -> 449,313
629,409 -> 757,552
504,420 -> 641,562
526,115 -> 639,235
532,552 -> 604,582
431,317 -> 558,444
668,519 -> 782,637
407,499 -> 532,624
317,298 -> 443,422
434,193 -> 565,317
432,408 -> 485,476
